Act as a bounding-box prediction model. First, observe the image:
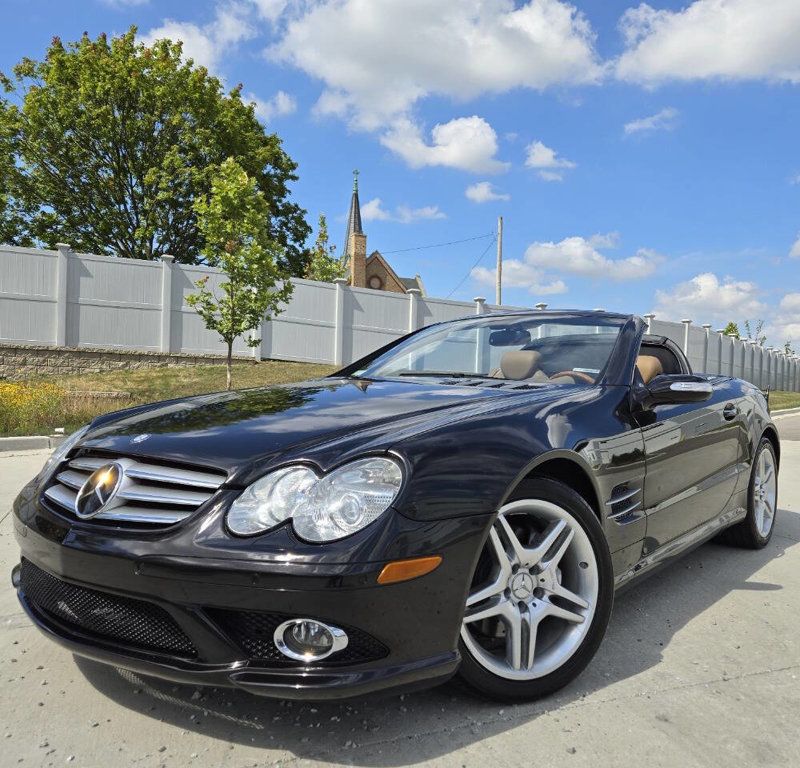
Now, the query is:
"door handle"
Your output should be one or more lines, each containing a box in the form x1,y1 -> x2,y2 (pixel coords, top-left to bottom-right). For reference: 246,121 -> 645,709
723,403 -> 739,421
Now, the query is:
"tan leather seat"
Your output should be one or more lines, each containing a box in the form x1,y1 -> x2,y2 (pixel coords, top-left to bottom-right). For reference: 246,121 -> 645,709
636,354 -> 663,384
498,350 -> 544,380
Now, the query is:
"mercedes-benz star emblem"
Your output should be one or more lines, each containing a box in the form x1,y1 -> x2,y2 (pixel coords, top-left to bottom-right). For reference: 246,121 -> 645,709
75,463 -> 123,519
510,572 -> 535,601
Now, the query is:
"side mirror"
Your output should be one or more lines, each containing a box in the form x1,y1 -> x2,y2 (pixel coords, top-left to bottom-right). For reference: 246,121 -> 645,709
644,374 -> 713,406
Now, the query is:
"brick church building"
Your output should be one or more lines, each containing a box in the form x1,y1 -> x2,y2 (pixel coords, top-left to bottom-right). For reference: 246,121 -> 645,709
343,173 -> 426,295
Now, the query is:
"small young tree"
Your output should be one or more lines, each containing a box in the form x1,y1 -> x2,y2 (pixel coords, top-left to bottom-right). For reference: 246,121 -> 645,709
744,319 -> 767,346
187,158 -> 292,390
304,214 -> 347,282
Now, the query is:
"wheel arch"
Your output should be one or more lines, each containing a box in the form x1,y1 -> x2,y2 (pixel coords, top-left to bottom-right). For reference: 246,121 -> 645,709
761,425 -> 780,469
500,450 -> 603,522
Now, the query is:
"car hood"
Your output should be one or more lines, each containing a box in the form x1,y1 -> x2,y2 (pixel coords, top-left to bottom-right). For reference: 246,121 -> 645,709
80,377 -> 534,480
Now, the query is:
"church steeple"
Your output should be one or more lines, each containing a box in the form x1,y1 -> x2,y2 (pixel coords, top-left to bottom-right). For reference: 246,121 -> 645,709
343,169 -> 363,255
344,170 -> 367,288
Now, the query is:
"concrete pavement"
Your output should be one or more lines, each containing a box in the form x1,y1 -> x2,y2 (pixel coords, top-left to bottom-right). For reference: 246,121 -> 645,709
2,422 -> 800,768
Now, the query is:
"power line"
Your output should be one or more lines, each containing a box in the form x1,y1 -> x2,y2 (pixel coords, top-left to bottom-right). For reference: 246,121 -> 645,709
446,235 -> 497,299
381,232 -> 495,255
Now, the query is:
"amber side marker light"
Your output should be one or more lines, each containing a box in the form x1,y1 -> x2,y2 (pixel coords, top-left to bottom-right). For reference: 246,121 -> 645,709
377,556 -> 442,585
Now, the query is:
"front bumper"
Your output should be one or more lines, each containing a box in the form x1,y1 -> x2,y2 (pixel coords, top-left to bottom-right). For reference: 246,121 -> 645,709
12,480 -> 490,700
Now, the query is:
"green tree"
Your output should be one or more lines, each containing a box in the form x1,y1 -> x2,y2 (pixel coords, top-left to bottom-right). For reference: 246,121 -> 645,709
0,75 -> 32,246
304,214 -> 346,282
187,158 -> 292,390
724,321 -> 740,338
1,29 -> 310,269
785,340 -> 795,356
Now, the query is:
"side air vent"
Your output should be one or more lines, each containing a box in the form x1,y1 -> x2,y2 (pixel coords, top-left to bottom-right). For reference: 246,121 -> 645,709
42,454 -> 226,528
608,484 -> 643,521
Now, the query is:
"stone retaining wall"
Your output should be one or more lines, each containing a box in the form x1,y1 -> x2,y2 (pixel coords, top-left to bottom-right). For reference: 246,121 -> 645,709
0,344 -> 255,380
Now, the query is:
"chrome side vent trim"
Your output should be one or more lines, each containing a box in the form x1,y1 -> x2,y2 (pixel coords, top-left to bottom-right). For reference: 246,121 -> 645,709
42,454 -> 227,528
608,484 -> 643,520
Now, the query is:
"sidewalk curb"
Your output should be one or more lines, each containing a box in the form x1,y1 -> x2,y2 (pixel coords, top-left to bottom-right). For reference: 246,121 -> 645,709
772,406 -> 800,418
0,435 -> 63,454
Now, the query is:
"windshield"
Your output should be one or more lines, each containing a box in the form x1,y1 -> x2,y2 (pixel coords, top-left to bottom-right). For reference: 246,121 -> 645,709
353,314 -> 624,386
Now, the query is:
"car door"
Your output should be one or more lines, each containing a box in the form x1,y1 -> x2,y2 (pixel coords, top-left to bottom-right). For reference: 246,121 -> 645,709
637,375 -> 744,550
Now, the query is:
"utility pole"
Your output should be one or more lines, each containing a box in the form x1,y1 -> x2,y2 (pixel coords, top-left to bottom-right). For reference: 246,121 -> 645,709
496,215 -> 503,306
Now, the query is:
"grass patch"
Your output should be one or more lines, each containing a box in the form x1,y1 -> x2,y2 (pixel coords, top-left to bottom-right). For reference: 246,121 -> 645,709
770,390 -> 800,411
1,360 -> 336,437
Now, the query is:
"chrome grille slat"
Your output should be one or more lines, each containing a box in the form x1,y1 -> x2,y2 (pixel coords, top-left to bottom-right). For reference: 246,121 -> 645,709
43,454 -> 226,529
56,469 -> 88,491
117,485 -> 212,506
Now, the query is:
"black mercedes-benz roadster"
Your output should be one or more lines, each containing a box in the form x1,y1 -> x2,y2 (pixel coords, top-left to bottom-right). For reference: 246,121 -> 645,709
11,310 -> 779,702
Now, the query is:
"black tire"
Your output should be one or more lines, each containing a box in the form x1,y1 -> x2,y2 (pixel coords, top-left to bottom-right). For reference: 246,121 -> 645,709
717,437 -> 778,549
457,477 -> 613,701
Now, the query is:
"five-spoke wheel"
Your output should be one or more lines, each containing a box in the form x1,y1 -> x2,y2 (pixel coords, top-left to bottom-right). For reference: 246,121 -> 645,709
458,477 -> 613,700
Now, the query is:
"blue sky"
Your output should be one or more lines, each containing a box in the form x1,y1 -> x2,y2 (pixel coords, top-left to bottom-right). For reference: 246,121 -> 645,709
2,0 -> 799,344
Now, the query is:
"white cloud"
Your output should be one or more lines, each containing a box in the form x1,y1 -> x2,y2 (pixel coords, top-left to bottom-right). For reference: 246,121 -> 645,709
465,182 -> 511,203
247,90 -> 297,122
381,116 -> 508,174
525,235 -> 661,279
790,173 -> 800,185
790,234 -> 800,258
653,272 -> 765,322
271,0 -> 603,131
588,232 -> 620,249
250,0 -> 288,21
361,198 -> 392,222
623,106 -> 679,135
766,293 -> 800,346
472,264 -> 567,295
616,0 -> 800,85
361,197 -> 446,224
142,4 -> 255,71
525,140 -> 576,181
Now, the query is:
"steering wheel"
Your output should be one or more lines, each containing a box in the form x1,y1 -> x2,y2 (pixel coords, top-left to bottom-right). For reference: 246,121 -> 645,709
550,370 -> 596,384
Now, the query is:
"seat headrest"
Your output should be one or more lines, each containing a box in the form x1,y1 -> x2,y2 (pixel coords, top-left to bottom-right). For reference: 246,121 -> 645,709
636,354 -> 663,385
500,350 -> 543,380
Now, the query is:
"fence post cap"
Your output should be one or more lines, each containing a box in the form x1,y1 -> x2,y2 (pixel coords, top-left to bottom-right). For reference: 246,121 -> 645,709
535,302 -> 548,310
681,318 -> 692,324
702,323 -> 712,329
405,288 -> 422,296
161,253 -> 175,263
473,296 -> 486,304
55,242 -> 71,252
333,277 -> 349,285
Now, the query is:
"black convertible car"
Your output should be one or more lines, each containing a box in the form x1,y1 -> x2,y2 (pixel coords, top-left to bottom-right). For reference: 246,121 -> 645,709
11,310 -> 779,701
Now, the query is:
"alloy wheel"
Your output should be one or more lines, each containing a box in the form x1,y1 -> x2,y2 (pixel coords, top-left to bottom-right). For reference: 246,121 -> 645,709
461,499 -> 598,681
753,447 -> 777,538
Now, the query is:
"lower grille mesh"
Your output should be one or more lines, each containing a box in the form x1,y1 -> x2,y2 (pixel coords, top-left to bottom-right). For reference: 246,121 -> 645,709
207,609 -> 388,666
20,560 -> 196,657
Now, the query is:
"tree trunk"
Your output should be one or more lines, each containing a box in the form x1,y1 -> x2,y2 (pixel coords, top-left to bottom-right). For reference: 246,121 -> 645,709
226,339 -> 233,391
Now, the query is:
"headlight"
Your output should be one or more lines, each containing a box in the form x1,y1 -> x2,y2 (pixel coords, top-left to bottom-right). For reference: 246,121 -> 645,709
226,457 -> 404,542
38,424 -> 91,483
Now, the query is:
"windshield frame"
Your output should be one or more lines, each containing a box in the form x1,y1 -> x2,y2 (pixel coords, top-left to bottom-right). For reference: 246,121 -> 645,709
334,311 -> 637,387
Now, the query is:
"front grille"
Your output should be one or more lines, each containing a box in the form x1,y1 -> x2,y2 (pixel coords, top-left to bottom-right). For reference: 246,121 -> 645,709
20,559 -> 197,657
207,609 -> 389,666
42,453 -> 226,528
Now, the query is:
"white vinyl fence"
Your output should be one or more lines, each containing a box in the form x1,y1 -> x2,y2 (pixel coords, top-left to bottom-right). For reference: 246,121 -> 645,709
0,244 -> 798,391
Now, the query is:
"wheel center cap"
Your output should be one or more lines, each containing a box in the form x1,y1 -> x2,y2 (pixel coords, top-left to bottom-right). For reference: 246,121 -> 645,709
510,572 -> 535,601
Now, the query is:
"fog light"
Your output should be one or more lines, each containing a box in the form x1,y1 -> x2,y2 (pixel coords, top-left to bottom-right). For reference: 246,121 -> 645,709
274,619 -> 349,662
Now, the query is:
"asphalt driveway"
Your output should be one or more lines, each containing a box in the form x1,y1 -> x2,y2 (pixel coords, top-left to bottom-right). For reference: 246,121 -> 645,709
1,418 -> 799,768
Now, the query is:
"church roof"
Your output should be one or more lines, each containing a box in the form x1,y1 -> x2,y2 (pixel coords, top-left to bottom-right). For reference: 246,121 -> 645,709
342,170 -> 363,256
